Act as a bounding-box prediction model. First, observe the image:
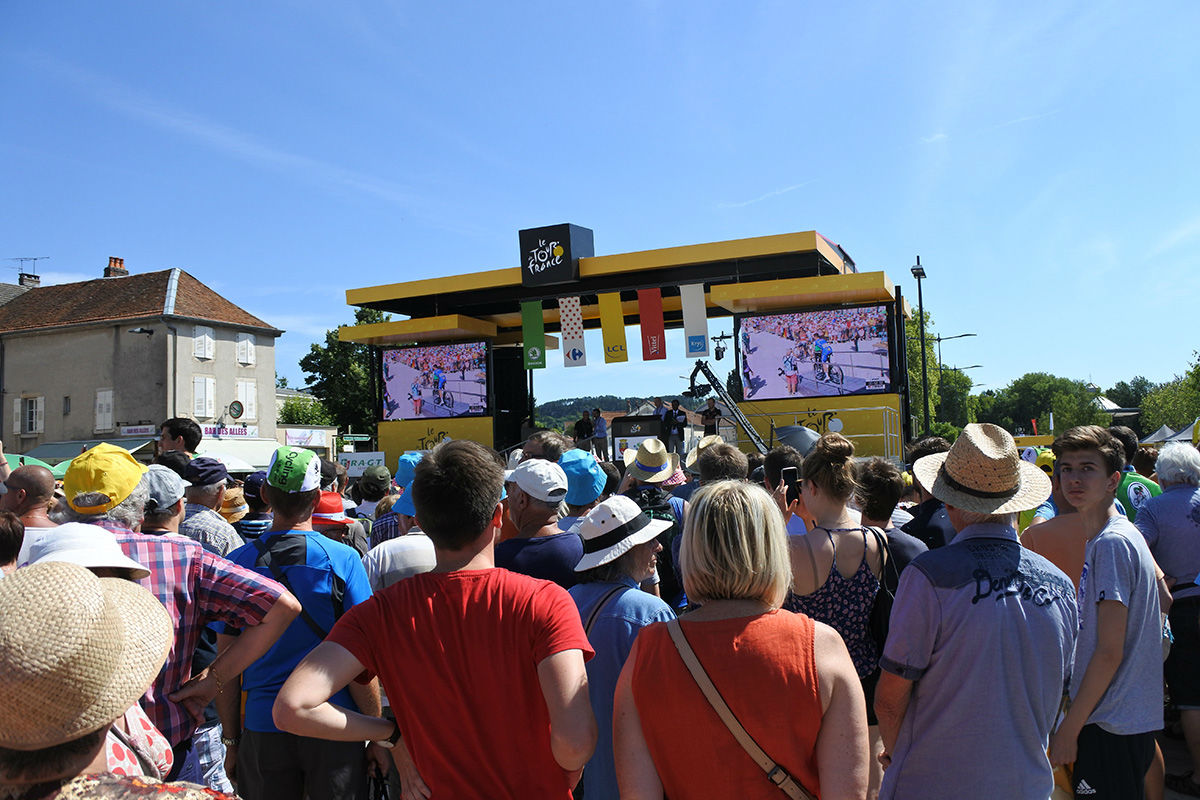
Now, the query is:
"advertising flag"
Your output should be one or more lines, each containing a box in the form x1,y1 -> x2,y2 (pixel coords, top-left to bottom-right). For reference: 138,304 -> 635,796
521,301 -> 546,370
680,283 -> 709,358
559,296 -> 587,368
638,288 -> 666,361
598,292 -> 628,363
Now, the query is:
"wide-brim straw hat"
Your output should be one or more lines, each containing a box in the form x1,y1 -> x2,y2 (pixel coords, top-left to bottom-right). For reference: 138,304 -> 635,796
623,438 -> 680,484
0,562 -> 173,750
685,434 -> 724,471
913,423 -> 1051,514
574,495 -> 672,572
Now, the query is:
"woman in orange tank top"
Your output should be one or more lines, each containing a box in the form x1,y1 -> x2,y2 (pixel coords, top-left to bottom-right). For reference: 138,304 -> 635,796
614,480 -> 869,799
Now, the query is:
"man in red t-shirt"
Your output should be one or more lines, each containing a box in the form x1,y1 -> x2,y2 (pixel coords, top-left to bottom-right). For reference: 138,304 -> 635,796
274,440 -> 596,798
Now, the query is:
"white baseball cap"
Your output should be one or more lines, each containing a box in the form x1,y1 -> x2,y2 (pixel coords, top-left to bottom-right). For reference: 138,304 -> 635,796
505,459 -> 568,503
29,523 -> 152,580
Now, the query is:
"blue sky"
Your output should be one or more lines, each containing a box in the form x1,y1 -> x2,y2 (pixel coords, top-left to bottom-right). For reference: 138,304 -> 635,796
2,1 -> 1197,406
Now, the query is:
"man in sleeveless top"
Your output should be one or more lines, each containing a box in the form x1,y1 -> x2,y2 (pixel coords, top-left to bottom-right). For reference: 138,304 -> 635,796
874,424 -> 1077,800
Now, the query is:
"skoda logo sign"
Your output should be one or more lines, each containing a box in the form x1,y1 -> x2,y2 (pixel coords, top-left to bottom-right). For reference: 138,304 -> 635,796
528,346 -> 542,360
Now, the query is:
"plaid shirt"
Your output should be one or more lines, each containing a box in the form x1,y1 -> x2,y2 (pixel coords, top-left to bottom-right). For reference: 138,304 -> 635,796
181,504 -> 245,557
96,520 -> 285,746
369,510 -> 401,550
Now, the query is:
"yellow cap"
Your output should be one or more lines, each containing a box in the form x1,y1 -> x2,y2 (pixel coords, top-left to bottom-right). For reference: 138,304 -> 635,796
64,443 -> 149,514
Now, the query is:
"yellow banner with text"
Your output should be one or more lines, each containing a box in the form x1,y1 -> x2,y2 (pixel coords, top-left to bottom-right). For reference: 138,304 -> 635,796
377,417 -> 494,470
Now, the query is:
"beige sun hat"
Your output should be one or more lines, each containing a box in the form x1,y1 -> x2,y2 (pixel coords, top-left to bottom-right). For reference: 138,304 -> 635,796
0,562 -> 173,750
913,423 -> 1052,514
574,495 -> 673,572
623,438 -> 681,484
685,434 -> 724,472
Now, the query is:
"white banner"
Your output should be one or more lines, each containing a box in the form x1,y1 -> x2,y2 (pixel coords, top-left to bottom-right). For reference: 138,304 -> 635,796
338,450 -> 385,477
120,425 -> 158,436
558,296 -> 587,367
285,428 -> 329,447
203,425 -> 259,438
680,283 -> 709,358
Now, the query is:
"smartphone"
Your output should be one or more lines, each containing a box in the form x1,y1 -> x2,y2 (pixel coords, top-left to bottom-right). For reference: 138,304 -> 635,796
781,466 -> 801,505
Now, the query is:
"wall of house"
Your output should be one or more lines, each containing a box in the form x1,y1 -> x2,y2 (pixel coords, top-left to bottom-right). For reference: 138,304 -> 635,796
2,323 -> 169,450
2,320 -> 278,453
174,321 -> 278,439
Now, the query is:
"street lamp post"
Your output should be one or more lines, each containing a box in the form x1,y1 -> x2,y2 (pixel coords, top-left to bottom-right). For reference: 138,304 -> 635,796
911,257 -> 929,434
934,332 -> 977,370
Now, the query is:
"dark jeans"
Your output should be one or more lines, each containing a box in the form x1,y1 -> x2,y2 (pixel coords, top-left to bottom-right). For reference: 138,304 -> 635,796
239,729 -> 368,800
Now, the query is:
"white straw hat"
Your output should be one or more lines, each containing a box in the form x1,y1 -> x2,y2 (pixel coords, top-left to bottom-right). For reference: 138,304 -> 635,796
29,522 -> 152,580
913,423 -> 1051,514
574,495 -> 672,572
0,562 -> 172,750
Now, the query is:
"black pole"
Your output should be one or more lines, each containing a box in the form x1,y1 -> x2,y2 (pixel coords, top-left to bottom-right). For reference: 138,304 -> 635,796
914,257 -> 930,434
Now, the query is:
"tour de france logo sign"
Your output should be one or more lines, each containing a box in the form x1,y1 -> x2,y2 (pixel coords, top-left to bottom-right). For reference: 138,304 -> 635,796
519,224 -> 592,287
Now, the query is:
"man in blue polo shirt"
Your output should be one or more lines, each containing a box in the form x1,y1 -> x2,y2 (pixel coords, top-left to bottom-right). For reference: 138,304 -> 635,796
217,446 -> 378,800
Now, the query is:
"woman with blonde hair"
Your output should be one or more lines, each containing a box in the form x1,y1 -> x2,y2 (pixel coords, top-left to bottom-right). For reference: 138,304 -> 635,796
784,432 -> 886,796
614,480 -> 868,799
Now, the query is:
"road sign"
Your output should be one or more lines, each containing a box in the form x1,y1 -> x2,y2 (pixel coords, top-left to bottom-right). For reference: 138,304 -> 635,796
342,434 -> 371,442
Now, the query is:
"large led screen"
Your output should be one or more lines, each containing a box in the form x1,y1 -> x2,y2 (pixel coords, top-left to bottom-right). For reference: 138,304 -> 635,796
736,306 -> 892,400
382,342 -> 489,420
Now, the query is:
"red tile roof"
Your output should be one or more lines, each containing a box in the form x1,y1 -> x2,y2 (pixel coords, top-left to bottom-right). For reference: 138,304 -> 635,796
0,269 -> 280,335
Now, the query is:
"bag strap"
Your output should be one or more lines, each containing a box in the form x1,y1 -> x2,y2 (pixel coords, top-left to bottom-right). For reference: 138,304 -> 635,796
665,619 -> 815,800
867,526 -> 899,588
253,537 -> 332,641
584,585 -> 628,636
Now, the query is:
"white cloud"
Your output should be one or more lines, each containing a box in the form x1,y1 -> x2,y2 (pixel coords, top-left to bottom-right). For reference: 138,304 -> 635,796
717,180 -> 815,209
1148,214 -> 1200,259
920,132 -> 948,144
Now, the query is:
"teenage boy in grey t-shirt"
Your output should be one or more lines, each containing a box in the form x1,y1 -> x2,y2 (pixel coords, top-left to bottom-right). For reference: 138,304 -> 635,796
1049,426 -> 1163,800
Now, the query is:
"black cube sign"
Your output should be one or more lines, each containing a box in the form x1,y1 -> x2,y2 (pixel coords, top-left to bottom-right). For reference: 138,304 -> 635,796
519,224 -> 593,288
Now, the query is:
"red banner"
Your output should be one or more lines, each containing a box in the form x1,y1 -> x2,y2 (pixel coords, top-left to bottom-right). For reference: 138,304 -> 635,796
638,288 -> 666,361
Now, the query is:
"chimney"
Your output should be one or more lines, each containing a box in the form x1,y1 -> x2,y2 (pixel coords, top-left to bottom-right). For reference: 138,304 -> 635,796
104,256 -> 128,278
17,273 -> 39,288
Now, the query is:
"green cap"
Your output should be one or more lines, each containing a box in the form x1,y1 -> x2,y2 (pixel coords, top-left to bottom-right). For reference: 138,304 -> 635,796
267,447 -> 322,493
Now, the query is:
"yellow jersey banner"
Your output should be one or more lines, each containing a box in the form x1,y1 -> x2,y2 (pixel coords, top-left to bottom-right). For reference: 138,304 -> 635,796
598,292 -> 629,363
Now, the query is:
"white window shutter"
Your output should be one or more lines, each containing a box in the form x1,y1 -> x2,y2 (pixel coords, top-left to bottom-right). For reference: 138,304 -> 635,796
235,334 -> 245,364
194,325 -> 215,359
13,398 -> 20,434
95,389 -> 113,431
193,377 -> 207,417
245,381 -> 257,420
205,377 -> 215,418
244,333 -> 256,365
34,396 -> 45,433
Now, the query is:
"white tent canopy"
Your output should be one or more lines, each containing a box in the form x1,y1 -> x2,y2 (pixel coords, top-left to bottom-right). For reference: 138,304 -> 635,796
1142,425 -> 1176,444
1167,420 -> 1199,443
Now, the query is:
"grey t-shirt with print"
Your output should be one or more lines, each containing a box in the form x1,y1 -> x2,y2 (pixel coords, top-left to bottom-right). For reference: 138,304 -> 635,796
1072,514 -> 1163,734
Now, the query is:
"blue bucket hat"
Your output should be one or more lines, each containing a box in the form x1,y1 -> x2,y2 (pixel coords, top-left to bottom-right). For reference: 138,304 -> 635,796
559,449 -> 606,507
395,452 -> 424,486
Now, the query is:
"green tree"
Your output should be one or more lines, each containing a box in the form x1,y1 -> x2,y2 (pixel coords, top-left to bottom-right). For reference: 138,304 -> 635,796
278,396 -> 334,426
299,308 -> 389,433
974,372 -> 1108,436
1105,376 -> 1155,410
275,373 -> 289,389
905,313 -> 940,433
936,368 -> 975,428
1139,354 -> 1200,432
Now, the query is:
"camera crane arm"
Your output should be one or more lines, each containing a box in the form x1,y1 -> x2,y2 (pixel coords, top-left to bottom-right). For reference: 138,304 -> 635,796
688,360 -> 768,454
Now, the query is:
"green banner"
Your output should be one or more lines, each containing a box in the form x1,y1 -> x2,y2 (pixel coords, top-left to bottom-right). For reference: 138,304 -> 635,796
521,300 -> 546,369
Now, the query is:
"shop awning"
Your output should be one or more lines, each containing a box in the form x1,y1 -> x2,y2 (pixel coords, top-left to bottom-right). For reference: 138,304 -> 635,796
22,437 -> 156,463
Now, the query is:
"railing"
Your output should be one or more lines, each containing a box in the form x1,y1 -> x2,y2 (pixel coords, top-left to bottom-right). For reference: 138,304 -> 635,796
733,402 -> 904,459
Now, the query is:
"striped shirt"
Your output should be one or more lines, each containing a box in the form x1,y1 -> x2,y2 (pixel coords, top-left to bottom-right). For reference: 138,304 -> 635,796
96,520 -> 286,746
181,504 -> 245,557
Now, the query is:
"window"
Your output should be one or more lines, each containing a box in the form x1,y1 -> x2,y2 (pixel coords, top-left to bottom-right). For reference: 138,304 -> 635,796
236,332 -> 257,366
236,379 -> 258,421
193,325 -> 215,360
193,376 -> 216,419
63,395 -> 71,416
13,396 -> 44,435
94,390 -> 113,432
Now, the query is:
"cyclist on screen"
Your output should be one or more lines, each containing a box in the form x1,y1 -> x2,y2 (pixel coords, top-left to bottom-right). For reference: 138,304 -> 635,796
813,333 -> 834,381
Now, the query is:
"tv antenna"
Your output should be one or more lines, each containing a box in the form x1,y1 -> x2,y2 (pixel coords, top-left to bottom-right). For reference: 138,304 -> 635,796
5,257 -> 49,275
